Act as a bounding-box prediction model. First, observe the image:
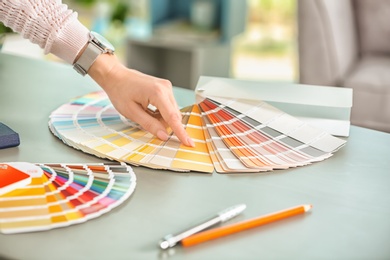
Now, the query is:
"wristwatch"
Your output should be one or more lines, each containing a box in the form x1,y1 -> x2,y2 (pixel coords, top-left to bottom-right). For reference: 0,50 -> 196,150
73,31 -> 115,76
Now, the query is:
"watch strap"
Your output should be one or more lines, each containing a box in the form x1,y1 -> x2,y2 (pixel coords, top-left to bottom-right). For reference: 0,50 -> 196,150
73,42 -> 102,76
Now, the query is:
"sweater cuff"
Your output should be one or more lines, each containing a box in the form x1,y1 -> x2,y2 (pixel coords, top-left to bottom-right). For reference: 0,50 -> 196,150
47,18 -> 90,64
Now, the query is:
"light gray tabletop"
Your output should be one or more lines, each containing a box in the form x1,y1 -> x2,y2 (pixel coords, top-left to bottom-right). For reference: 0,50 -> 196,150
1,53 -> 390,260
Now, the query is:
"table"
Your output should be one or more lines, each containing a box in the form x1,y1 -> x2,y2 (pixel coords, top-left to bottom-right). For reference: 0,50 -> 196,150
1,53 -> 390,260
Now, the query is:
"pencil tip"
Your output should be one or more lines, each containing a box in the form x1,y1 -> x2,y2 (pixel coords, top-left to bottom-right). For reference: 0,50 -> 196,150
304,204 -> 313,212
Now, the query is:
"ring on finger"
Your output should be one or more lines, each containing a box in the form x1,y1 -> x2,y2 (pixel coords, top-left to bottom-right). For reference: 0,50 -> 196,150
146,103 -> 160,115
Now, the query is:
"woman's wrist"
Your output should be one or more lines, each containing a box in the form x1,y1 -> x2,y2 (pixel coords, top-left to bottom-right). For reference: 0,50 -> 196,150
88,53 -> 120,90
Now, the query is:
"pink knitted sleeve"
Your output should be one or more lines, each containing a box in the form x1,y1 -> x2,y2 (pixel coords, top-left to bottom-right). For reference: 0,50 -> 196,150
0,0 -> 89,64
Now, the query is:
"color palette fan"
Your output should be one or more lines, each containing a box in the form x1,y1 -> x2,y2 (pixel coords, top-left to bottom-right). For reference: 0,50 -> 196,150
0,162 -> 136,234
48,91 -> 346,173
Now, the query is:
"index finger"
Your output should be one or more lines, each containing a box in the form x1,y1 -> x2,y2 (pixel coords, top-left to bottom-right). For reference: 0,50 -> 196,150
153,95 -> 195,147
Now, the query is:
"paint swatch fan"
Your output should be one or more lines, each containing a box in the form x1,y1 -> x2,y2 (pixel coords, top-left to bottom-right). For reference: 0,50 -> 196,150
48,82 -> 346,173
0,162 -> 136,234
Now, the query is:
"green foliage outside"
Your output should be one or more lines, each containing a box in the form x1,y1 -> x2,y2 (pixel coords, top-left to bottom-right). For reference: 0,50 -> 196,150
69,0 -> 130,24
237,0 -> 296,57
0,22 -> 12,48
253,0 -> 295,24
72,0 -> 96,6
0,22 -> 12,34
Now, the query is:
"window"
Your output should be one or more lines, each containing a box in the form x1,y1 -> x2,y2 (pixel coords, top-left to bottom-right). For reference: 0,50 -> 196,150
232,0 -> 296,82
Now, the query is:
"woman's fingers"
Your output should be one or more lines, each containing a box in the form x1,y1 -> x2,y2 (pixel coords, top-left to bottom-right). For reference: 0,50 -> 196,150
89,56 -> 194,147
147,87 -> 195,147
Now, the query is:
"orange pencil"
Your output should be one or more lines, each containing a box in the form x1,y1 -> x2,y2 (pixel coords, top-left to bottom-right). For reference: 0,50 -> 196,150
181,204 -> 312,247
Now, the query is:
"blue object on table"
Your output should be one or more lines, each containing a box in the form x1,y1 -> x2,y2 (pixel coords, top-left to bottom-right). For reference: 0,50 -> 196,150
0,122 -> 20,149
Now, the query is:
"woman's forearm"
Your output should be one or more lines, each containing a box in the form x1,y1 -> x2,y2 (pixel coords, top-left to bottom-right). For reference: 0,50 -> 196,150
0,0 -> 89,64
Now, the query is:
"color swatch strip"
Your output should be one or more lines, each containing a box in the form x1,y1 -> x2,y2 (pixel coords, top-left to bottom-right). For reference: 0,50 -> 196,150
48,91 -> 346,173
198,96 -> 345,172
0,162 -> 136,234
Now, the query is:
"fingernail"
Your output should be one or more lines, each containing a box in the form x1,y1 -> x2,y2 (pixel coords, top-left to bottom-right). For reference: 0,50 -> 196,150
187,137 -> 195,148
157,130 -> 169,141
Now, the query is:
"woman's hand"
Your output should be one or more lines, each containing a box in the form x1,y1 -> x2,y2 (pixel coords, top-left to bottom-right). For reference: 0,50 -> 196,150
88,54 -> 195,147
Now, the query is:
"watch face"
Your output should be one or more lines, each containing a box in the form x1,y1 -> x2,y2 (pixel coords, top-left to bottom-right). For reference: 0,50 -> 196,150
91,31 -> 115,53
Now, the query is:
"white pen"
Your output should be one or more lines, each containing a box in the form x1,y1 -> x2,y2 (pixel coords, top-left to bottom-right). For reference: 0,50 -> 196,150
159,204 -> 247,249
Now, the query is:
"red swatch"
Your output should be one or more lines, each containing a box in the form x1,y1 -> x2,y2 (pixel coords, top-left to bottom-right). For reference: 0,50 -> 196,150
0,164 -> 32,196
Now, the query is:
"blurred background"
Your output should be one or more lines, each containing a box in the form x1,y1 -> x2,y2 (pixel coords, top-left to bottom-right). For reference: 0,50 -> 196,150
1,0 -> 296,87
2,0 -> 389,133
233,0 -> 296,82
